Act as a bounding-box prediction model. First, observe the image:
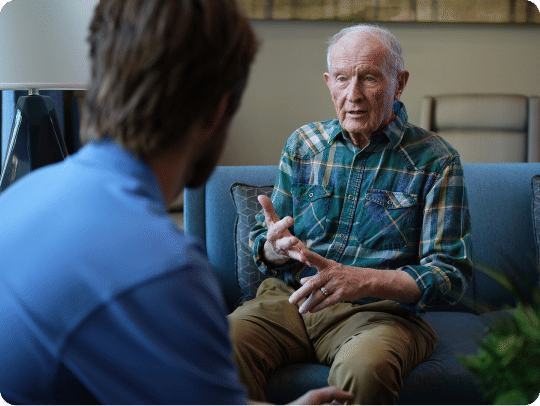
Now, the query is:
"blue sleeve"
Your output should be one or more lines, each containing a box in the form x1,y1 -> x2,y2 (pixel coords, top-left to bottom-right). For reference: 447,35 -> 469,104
61,263 -> 247,405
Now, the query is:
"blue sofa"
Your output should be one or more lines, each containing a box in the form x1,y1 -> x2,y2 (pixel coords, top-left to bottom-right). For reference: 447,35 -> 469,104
184,163 -> 540,404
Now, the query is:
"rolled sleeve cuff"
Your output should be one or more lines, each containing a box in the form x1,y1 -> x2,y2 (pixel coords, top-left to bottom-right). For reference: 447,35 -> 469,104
251,234 -> 274,276
251,234 -> 299,278
398,265 -> 449,316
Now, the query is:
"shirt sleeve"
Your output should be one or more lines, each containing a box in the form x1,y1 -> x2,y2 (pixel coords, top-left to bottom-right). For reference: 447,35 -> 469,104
61,258 -> 247,405
399,157 -> 473,315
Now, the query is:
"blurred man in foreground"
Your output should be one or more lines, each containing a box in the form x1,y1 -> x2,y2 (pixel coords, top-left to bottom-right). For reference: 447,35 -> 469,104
0,0 -> 352,404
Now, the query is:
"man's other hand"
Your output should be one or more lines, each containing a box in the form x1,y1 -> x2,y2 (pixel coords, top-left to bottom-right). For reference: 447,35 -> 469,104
289,248 -> 422,314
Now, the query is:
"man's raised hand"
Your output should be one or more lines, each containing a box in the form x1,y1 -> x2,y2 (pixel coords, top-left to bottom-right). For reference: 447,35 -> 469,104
258,195 -> 308,265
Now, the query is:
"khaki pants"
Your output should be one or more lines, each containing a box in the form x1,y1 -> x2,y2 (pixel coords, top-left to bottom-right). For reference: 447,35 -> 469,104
228,278 -> 437,404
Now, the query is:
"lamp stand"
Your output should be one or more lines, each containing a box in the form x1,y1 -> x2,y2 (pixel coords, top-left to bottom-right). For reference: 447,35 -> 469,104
0,90 -> 68,192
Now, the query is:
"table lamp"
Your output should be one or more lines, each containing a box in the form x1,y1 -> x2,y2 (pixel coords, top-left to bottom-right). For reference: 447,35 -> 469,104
0,0 -> 98,192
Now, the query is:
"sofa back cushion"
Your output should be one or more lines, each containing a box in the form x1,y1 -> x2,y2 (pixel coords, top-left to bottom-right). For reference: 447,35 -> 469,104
464,163 -> 540,311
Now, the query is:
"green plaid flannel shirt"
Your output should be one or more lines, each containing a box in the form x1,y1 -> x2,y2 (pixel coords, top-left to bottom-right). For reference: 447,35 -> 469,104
249,103 -> 472,315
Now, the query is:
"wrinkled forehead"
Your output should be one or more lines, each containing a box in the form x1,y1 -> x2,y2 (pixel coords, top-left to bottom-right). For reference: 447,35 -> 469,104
330,32 -> 391,73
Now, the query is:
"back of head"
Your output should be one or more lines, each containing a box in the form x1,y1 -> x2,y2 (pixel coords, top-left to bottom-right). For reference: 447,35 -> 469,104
82,0 -> 258,158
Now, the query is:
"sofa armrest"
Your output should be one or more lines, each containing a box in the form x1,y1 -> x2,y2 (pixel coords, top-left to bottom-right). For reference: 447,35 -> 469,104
184,185 -> 206,245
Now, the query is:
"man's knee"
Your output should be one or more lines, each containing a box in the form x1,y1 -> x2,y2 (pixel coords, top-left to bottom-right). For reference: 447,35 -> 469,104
228,313 -> 272,358
328,331 -> 404,404
330,356 -> 402,404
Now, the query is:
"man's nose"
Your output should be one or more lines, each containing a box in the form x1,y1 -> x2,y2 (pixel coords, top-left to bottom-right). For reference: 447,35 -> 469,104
346,78 -> 364,102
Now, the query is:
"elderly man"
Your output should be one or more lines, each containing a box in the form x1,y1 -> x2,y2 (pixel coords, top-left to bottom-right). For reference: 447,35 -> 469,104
229,24 -> 472,404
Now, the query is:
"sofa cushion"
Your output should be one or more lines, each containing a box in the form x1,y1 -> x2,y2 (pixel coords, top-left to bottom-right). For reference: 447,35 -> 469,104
230,182 -> 273,303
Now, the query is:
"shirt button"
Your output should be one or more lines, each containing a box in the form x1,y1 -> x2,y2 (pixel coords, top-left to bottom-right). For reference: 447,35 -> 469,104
309,193 -> 314,198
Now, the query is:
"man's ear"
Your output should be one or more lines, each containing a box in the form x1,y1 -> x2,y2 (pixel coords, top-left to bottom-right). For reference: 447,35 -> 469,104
394,70 -> 409,100
323,72 -> 332,89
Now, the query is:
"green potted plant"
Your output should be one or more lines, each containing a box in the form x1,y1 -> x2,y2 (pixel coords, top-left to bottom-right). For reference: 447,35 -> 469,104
459,265 -> 540,404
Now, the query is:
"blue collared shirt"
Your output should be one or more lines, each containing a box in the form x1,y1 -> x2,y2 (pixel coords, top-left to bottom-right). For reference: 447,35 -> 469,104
0,139 -> 247,404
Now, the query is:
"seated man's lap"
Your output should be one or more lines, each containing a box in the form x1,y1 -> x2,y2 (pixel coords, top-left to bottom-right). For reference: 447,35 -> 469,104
228,278 -> 437,402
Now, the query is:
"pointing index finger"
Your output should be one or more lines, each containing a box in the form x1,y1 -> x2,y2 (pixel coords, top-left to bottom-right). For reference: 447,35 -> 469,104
258,194 -> 280,225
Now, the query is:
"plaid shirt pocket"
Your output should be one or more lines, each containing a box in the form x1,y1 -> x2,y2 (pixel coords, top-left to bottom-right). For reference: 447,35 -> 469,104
361,190 -> 419,250
291,183 -> 333,241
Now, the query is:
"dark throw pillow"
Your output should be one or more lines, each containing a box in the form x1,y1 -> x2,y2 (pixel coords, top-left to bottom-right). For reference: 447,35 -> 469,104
230,182 -> 274,304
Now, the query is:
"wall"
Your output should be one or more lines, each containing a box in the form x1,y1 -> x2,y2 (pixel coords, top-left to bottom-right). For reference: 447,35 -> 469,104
219,21 -> 540,166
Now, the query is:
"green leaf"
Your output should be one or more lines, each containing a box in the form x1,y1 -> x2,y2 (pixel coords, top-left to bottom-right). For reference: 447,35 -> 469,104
496,333 -> 522,354
524,366 -> 540,386
459,353 -> 491,375
514,303 -> 540,339
494,389 -> 528,405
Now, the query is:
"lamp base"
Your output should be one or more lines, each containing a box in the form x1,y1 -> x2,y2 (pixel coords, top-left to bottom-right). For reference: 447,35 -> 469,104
0,94 -> 68,192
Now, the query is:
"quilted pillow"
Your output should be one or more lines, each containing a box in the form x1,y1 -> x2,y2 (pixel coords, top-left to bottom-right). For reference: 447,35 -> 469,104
230,182 -> 273,304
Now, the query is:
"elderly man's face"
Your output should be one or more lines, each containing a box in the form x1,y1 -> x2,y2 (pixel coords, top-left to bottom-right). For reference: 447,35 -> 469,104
324,33 -> 408,147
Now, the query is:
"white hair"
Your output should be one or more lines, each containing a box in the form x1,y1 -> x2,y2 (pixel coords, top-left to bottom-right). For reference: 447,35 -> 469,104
326,24 -> 404,74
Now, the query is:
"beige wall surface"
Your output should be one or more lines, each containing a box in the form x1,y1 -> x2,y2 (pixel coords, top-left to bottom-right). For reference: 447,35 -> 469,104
220,20 -> 540,166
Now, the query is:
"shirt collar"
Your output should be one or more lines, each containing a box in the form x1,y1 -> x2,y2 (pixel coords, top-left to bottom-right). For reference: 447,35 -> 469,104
79,138 -> 166,206
381,101 -> 408,149
328,120 -> 343,144
329,101 -> 409,150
